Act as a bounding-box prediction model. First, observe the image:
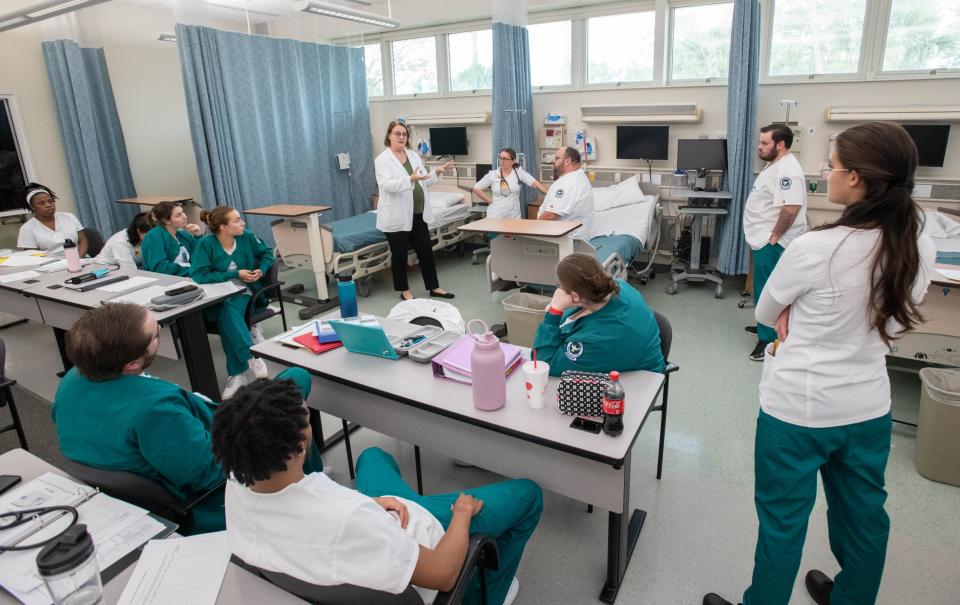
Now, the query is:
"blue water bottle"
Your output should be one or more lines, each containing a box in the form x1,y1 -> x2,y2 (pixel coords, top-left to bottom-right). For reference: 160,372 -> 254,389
337,273 -> 358,318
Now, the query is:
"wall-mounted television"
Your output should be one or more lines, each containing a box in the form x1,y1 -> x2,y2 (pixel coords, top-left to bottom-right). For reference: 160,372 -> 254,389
676,139 -> 728,171
901,124 -> 950,168
616,125 -> 669,160
429,127 -> 468,156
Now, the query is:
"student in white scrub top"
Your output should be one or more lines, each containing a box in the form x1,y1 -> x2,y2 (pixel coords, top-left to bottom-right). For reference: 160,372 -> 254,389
538,146 -> 594,239
213,378 -> 542,605
473,148 -> 547,219
95,212 -> 150,267
704,122 -> 937,605
16,183 -> 88,255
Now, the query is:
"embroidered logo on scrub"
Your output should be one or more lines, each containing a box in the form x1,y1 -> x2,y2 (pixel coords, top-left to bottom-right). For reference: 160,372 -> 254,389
565,341 -> 584,361
555,189 -> 564,198
779,177 -> 792,190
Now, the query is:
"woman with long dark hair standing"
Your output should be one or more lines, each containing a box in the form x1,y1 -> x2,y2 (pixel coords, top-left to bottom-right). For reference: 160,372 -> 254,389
705,122 -> 937,605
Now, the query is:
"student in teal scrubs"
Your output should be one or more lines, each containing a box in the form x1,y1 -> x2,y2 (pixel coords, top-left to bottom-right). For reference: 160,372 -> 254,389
191,206 -> 275,399
532,253 -> 664,376
140,201 -> 202,276
52,303 -> 323,535
212,377 -> 542,605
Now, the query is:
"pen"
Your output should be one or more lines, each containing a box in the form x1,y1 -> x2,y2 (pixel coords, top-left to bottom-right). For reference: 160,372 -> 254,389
770,340 -> 779,357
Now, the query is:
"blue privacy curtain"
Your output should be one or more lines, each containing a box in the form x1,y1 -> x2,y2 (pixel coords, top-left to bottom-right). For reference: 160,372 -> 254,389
176,24 -> 374,241
492,2 -> 538,205
716,0 -> 761,275
42,40 -> 137,237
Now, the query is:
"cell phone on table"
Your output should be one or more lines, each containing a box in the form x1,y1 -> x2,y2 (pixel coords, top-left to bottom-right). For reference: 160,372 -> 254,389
0,475 -> 21,495
570,417 -> 603,434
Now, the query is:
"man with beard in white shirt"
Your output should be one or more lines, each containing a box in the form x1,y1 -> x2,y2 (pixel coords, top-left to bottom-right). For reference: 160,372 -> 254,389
538,146 -> 594,240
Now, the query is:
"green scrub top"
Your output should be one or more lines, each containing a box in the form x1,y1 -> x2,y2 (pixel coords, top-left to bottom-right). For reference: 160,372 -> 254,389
190,230 -> 274,296
401,158 -> 425,215
532,279 -> 665,377
141,226 -> 198,277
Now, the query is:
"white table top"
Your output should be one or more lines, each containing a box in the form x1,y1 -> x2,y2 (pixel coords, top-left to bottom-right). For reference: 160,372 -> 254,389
253,317 -> 665,466
0,449 -> 304,605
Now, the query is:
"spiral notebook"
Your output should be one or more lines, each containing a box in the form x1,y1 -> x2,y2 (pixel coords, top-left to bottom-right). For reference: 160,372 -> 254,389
431,335 -> 523,384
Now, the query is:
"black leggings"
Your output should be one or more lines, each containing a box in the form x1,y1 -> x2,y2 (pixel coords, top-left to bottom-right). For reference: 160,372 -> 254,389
384,213 -> 439,292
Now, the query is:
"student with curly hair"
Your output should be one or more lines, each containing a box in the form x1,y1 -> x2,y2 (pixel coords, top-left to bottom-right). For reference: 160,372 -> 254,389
532,253 -> 664,376
213,377 -> 544,605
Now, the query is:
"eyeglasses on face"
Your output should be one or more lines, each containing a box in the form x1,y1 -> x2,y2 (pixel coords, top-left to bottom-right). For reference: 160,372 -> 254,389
818,161 -> 852,179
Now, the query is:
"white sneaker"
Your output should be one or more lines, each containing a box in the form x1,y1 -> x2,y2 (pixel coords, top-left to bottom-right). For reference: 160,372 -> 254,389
222,374 -> 248,399
249,325 -> 265,344
248,357 -> 268,379
503,577 -> 519,605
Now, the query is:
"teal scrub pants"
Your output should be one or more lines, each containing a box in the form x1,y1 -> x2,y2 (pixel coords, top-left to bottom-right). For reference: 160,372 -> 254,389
752,243 -> 785,343
356,448 -> 543,605
743,411 -> 892,605
204,292 -> 254,377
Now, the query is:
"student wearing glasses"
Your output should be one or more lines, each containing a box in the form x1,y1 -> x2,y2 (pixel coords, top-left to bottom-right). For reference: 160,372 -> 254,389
472,148 -> 547,219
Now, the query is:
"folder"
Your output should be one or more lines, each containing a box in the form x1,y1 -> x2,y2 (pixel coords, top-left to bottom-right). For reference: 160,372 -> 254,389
292,332 -> 344,354
431,335 -> 523,384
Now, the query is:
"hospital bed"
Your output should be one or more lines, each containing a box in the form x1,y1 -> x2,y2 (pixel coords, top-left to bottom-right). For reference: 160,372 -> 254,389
271,185 -> 473,317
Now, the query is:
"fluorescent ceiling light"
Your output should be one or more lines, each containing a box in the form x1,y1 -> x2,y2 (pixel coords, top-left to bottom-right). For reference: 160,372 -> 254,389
293,1 -> 400,29
0,0 -> 112,32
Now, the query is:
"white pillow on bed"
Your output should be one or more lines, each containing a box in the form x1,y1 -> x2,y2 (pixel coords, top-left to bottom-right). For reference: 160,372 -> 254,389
921,209 -> 960,239
593,176 -> 646,211
429,191 -> 465,208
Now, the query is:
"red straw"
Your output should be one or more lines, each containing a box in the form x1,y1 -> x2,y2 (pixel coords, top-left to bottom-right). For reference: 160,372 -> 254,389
533,349 -> 537,369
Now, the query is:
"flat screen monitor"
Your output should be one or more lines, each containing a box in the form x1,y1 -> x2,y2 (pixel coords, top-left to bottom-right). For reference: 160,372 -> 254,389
676,139 -> 728,171
475,163 -> 492,181
429,127 -> 468,156
901,124 -> 950,167
616,126 -> 669,160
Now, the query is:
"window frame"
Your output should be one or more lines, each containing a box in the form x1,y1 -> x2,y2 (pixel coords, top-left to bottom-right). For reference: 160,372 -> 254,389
527,18 -> 576,93
361,42 -> 386,99
666,0 -> 734,86
390,34 -> 443,99
583,7 -> 659,88
0,93 -> 37,218
446,27 -> 494,96
874,0 -> 960,79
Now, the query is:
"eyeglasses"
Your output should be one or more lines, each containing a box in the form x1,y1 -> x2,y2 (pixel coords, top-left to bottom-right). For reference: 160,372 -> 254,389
818,161 -> 851,179
498,156 -> 512,161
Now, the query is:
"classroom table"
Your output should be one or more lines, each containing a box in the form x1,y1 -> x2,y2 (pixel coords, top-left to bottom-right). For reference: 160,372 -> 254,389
0,449 -> 304,605
252,317 -> 666,603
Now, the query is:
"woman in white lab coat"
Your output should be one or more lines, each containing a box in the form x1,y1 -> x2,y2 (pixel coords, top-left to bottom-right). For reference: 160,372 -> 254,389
704,122 -> 936,605
472,148 -> 548,219
375,120 -> 455,301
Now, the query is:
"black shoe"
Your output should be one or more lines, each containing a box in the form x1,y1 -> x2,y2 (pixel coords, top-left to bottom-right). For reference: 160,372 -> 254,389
744,325 -> 757,334
702,594 -> 737,605
749,340 -> 769,361
429,289 -> 455,299
805,570 -> 834,605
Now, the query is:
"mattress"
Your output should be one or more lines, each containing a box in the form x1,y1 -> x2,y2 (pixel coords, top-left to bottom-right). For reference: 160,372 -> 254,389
429,203 -> 471,226
329,211 -> 385,253
590,234 -> 642,264
590,199 -> 656,246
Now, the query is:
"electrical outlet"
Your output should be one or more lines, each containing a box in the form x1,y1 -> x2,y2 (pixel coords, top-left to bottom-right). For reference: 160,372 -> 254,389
614,172 -> 621,183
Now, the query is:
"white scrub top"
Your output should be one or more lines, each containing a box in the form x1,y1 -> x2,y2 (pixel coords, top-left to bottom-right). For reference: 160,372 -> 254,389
742,153 -> 807,250
95,229 -> 140,266
474,166 -> 537,219
16,212 -> 83,252
539,168 -> 594,239
755,227 -> 936,428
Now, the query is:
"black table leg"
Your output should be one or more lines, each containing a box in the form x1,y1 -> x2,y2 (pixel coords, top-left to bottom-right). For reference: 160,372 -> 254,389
53,327 -> 72,374
600,454 -> 646,604
175,311 -> 220,402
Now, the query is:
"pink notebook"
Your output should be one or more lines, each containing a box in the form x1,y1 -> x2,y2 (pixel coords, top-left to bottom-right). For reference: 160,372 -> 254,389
431,335 -> 524,384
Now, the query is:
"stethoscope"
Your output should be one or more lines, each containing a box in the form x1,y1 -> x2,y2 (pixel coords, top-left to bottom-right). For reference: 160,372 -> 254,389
0,506 -> 79,552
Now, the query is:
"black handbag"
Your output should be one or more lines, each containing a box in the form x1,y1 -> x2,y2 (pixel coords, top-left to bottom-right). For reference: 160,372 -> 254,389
557,370 -> 610,417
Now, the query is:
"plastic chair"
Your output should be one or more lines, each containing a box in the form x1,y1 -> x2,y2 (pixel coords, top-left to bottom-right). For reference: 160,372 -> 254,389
0,338 -> 28,450
233,533 -> 499,605
82,228 -> 105,258
245,261 -> 288,332
58,453 -> 224,526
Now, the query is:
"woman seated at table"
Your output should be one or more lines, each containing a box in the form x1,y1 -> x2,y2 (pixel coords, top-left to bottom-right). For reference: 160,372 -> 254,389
191,206 -> 273,399
532,254 -> 664,376
17,182 -> 87,254
95,212 -> 150,267
141,201 -> 202,276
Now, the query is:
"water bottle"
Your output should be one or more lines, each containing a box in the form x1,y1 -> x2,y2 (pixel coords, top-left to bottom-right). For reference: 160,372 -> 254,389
602,371 -> 625,437
337,273 -> 358,319
468,319 -> 506,411
36,524 -> 104,605
63,239 -> 81,273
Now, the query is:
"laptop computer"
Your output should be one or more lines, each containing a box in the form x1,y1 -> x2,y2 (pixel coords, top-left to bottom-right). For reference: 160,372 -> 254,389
329,318 -> 401,360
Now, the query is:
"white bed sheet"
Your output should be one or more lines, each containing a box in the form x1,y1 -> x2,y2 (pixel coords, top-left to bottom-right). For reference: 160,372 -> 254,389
590,198 -> 657,244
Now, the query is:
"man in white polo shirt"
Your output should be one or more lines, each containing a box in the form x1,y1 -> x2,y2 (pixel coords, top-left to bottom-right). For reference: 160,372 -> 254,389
538,146 -> 594,239
742,124 -> 807,361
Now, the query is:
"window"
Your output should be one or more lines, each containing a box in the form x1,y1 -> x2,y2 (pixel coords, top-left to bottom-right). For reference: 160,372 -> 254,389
768,0 -> 866,76
883,0 -> 960,71
448,29 -> 493,91
392,36 -> 438,95
670,2 -> 735,81
363,43 -> 383,97
529,21 -> 571,87
587,11 -> 656,84
0,98 -> 29,213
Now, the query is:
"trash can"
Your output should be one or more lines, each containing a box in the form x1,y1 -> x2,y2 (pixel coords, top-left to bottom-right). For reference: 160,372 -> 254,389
502,292 -> 551,348
915,368 -> 960,486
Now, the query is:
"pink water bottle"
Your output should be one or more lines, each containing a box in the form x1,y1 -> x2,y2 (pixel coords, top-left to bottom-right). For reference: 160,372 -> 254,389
63,238 -> 81,272
468,319 -> 506,411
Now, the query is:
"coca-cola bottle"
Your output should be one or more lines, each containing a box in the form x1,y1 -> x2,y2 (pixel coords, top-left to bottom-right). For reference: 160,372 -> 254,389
602,371 -> 624,436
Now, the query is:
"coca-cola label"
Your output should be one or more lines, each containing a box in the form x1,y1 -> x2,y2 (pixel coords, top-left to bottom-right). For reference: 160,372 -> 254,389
603,397 -> 623,415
